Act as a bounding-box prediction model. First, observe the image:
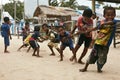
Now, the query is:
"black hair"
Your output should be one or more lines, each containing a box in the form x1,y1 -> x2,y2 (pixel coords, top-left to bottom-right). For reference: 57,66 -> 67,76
4,17 -> 10,22
25,22 -> 29,25
82,9 -> 93,18
103,7 -> 116,16
34,26 -> 40,31
42,23 -> 48,28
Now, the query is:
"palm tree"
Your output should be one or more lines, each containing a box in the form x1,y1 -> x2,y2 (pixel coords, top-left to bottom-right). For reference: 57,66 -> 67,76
48,0 -> 59,6
59,0 -> 78,9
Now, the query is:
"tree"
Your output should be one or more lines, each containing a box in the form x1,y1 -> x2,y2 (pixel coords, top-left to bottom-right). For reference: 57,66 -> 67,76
3,1 -> 24,20
77,5 -> 89,10
48,0 -> 59,6
59,0 -> 78,9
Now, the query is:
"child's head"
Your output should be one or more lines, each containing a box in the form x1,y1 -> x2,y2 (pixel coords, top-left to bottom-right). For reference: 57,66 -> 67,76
25,22 -> 29,28
82,9 -> 93,23
34,25 -> 40,31
4,17 -> 10,24
58,27 -> 65,36
42,23 -> 48,32
103,7 -> 116,21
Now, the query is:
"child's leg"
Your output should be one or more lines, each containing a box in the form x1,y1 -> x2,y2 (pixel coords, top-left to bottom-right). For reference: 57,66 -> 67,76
48,42 -> 55,55
59,46 -> 65,61
78,47 -> 88,64
4,45 -> 9,53
79,63 -> 89,72
70,44 -> 80,61
36,47 -> 42,57
56,48 -> 60,54
17,44 -> 25,51
32,48 -> 37,56
48,45 -> 55,56
27,46 -> 31,52
4,37 -> 10,53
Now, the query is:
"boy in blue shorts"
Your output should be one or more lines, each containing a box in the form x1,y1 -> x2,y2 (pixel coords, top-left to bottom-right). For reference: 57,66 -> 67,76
1,17 -> 12,53
58,27 -> 76,61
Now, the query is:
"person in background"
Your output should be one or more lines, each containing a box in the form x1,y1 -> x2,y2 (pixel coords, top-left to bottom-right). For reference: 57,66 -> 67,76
1,17 -> 12,53
22,22 -> 30,43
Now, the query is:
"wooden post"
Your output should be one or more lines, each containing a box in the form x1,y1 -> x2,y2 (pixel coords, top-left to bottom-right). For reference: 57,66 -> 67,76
92,0 -> 95,13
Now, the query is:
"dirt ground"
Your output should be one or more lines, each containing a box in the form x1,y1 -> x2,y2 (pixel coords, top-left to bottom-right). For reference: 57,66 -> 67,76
0,36 -> 120,80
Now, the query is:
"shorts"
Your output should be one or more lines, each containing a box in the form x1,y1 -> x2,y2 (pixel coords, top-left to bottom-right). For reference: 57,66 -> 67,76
48,42 -> 59,49
77,34 -> 92,48
87,44 -> 109,64
4,36 -> 10,46
29,40 -> 39,49
23,35 -> 27,41
61,42 -> 74,50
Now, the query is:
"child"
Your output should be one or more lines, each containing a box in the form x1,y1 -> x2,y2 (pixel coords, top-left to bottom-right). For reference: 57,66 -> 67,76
22,22 -> 30,43
42,23 -> 60,56
1,17 -> 12,53
17,34 -> 32,51
79,7 -> 117,73
71,9 -> 93,64
58,27 -> 76,61
29,25 -> 43,57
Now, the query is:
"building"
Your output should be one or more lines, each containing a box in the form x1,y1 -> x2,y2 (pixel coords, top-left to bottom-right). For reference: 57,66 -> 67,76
24,0 -> 48,19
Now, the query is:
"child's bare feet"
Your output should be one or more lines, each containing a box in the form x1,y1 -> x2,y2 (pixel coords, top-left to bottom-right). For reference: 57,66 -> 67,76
69,56 -> 74,61
4,51 -> 10,53
36,55 -> 43,58
50,53 -> 55,56
78,61 -> 85,64
79,68 -> 87,72
59,59 -> 63,61
97,69 -> 102,73
32,54 -> 36,56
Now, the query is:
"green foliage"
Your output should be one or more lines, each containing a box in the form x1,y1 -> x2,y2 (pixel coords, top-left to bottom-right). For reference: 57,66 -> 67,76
2,1 -> 24,20
77,5 -> 89,10
59,0 -> 78,9
48,0 -> 59,6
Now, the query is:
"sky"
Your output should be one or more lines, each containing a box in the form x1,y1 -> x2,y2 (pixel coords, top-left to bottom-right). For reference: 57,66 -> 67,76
1,0 -> 120,8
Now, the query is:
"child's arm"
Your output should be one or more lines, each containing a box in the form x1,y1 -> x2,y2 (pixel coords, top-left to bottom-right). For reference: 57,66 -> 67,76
71,25 -> 77,34
8,27 -> 12,40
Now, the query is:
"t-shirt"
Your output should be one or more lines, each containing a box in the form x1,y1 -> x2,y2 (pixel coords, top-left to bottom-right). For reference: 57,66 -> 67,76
30,31 -> 40,40
1,23 -> 10,37
95,19 -> 117,47
77,16 -> 93,37
59,31 -> 73,45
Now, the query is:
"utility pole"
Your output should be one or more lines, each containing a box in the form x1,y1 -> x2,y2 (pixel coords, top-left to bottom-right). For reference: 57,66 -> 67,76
14,0 -> 19,39
1,0 -> 3,26
14,0 -> 16,35
37,0 -> 39,6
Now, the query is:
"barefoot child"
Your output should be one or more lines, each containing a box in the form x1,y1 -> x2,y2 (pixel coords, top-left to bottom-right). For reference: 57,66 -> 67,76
42,23 -> 60,56
71,9 -> 93,64
1,17 -> 12,53
58,27 -> 76,61
80,7 -> 117,73
29,25 -> 43,57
